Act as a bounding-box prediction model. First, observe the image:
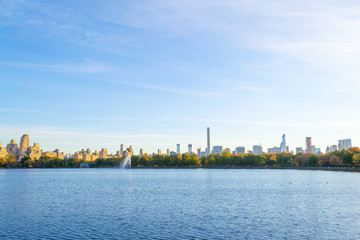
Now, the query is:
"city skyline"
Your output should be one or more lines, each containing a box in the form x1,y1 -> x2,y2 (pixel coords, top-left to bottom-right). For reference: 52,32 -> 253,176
1,1 -> 360,153
0,130 -> 354,158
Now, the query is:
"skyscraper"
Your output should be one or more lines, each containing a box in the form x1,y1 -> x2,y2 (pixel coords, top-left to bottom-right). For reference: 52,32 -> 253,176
338,139 -> 352,150
330,145 -> 338,152
167,149 -> 170,156
305,137 -> 312,153
6,139 -> 18,159
158,149 -> 161,155
206,127 -> 211,156
99,148 -> 108,158
280,134 -> 286,152
177,144 -> 180,154
19,134 -> 30,157
120,144 -> 124,155
139,148 -> 144,156
253,144 -> 263,155
188,144 -> 192,154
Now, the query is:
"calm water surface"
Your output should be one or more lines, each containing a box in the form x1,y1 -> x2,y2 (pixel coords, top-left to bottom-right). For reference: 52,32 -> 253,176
1,169 -> 360,239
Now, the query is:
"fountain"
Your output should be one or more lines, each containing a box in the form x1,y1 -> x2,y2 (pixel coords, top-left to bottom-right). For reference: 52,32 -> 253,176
120,145 -> 133,169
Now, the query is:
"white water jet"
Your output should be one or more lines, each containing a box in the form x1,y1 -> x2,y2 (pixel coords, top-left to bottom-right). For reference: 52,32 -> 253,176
120,154 -> 131,169
119,145 -> 133,169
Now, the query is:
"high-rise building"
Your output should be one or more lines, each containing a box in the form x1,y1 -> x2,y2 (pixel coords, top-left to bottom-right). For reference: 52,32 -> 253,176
305,137 -> 312,153
158,149 -> 161,155
212,146 -> 223,154
188,144 -> 192,154
296,147 -> 303,154
268,147 -> 281,154
325,146 -> 330,153
338,139 -> 352,150
235,146 -> 245,154
280,134 -> 286,152
177,144 -> 180,154
99,148 -> 108,158
19,134 -> 30,157
139,148 -> 144,157
311,145 -> 316,154
120,144 -> 124,155
27,143 -> 41,160
207,127 -> 211,156
167,149 -> 170,156
253,144 -> 263,155
6,139 -> 18,159
330,145 -> 338,152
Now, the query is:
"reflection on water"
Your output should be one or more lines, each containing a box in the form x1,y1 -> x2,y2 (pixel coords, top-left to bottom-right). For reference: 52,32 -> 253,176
1,169 -> 360,239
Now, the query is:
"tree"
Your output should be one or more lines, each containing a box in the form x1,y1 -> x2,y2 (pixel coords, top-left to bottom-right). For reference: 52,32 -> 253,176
318,154 -> 330,166
329,155 -> 341,166
352,154 -> 360,166
342,152 -> 354,166
307,154 -> 318,167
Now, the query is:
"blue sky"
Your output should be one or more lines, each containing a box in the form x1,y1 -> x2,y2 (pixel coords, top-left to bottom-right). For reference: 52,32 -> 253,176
1,0 -> 360,154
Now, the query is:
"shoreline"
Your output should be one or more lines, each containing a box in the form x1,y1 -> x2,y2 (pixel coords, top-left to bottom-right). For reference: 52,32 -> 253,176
2,166 -> 360,172
131,166 -> 360,172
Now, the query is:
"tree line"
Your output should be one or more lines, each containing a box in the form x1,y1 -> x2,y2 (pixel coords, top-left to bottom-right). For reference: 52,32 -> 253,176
1,147 -> 360,168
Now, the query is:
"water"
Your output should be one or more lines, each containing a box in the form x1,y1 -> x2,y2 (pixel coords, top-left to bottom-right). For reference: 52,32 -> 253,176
119,155 -> 131,169
1,169 -> 360,239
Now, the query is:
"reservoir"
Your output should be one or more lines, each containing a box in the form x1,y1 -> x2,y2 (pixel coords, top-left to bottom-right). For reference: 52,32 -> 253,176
0,169 -> 359,239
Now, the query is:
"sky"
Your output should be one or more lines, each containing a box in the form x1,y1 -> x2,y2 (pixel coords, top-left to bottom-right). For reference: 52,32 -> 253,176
1,0 -> 360,154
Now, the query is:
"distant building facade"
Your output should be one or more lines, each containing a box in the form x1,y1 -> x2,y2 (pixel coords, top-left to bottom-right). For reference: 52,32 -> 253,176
253,145 -> 263,155
27,143 -> 41,160
99,148 -> 108,158
206,127 -> 211,156
212,146 -> 223,154
235,146 -> 245,154
296,147 -> 303,154
280,134 -> 286,152
19,134 -> 30,160
188,144 -> 192,154
268,147 -> 281,154
6,139 -> 18,159
305,137 -> 312,153
338,139 -> 352,150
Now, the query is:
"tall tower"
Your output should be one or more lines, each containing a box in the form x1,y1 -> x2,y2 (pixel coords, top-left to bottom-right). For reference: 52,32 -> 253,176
207,127 -> 211,156
305,137 -> 312,153
188,144 -> 192,154
19,134 -> 30,156
280,134 -> 286,152
120,144 -> 124,155
176,144 -> 180,154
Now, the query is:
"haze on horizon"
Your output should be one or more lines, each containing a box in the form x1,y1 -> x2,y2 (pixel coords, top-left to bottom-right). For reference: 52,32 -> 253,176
1,0 -> 360,154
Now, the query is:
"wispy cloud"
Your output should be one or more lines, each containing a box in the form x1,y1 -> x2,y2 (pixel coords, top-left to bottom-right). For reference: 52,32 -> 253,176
0,60 -> 114,74
0,108 -> 38,113
103,79 -> 219,97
